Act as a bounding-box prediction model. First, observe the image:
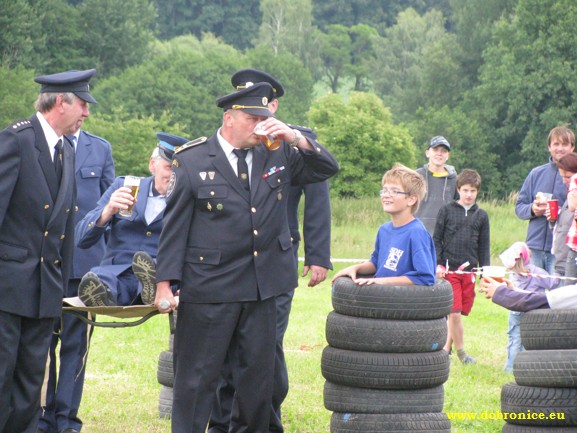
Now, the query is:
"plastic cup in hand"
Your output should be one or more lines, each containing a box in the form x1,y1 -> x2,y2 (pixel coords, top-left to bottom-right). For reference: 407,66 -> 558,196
547,199 -> 559,221
254,122 -> 281,151
482,265 -> 507,283
119,176 -> 141,217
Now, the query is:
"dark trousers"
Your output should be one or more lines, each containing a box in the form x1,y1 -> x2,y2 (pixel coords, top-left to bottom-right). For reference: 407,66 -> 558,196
38,280 -> 92,433
172,299 -> 276,433
208,291 -> 293,433
0,310 -> 55,433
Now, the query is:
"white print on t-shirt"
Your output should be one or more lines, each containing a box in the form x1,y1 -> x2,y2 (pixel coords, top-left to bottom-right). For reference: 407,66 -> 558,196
384,247 -> 404,271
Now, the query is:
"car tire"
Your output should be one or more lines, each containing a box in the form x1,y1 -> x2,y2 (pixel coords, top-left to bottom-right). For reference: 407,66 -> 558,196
324,381 -> 444,413
501,382 -> 577,426
325,311 -> 447,353
159,384 -> 173,419
321,346 -> 450,390
157,350 -> 174,387
330,412 -> 451,432
513,349 -> 577,388
331,277 -> 453,320
521,309 -> 577,350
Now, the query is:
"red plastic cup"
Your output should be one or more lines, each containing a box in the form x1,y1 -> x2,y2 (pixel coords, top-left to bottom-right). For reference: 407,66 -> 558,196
548,199 -> 559,221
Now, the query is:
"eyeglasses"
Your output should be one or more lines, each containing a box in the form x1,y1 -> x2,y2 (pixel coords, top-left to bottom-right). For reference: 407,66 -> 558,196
380,188 -> 411,197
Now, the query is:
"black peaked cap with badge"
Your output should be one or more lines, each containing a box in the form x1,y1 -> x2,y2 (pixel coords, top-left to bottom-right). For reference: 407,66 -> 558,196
34,69 -> 97,103
231,68 -> 285,99
216,82 -> 275,117
156,132 -> 189,161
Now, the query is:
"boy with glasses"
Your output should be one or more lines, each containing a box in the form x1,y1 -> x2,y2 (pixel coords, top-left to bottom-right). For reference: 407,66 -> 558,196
332,163 -> 436,286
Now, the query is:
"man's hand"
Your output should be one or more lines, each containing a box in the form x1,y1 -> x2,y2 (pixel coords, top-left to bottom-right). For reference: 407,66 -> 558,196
97,186 -> 137,226
155,281 -> 178,314
302,265 -> 328,287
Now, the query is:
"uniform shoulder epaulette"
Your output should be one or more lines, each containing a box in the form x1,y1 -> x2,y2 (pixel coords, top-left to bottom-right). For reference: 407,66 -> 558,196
10,119 -> 33,131
82,131 -> 110,144
175,136 -> 207,154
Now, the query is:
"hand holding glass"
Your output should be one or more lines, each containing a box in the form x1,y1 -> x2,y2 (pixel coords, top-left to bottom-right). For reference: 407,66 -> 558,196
119,176 -> 141,217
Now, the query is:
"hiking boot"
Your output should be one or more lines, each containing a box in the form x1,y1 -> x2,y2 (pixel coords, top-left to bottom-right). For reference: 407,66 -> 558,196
132,251 -> 157,305
78,272 -> 115,306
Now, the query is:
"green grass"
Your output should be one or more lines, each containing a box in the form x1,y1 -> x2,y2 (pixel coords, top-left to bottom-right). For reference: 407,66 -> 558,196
79,197 -> 528,432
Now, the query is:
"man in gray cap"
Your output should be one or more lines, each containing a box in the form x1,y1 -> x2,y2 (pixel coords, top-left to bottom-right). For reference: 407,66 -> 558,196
153,82 -> 338,433
415,135 -> 458,235
0,69 -> 96,433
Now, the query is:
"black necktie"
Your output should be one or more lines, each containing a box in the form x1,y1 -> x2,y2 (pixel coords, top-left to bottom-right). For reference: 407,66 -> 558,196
54,139 -> 63,184
233,148 -> 250,191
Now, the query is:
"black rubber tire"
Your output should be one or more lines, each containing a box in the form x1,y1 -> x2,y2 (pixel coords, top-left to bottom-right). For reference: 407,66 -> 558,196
321,346 -> 450,390
325,312 -> 446,353
501,382 -> 577,426
520,309 -> 577,350
331,277 -> 453,320
513,349 -> 577,388
502,424 -> 577,432
159,385 -> 173,419
157,350 -> 174,387
323,381 -> 444,414
330,412 -> 451,432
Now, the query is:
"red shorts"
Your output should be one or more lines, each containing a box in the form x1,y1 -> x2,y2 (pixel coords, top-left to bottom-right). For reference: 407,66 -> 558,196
445,272 -> 476,315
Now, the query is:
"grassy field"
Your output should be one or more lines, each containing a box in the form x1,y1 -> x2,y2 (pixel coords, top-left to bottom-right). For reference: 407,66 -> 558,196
79,197 -> 528,432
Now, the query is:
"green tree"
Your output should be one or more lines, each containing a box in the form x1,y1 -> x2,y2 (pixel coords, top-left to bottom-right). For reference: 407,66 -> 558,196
449,0 -> 517,86
29,0 -> 89,73
348,24 -> 379,91
472,0 -> 577,193
154,0 -> 260,50
369,8 -> 464,122
93,34 -> 245,136
313,0 -> 451,31
0,0 -> 42,68
78,0 -> 156,77
318,24 -> 352,93
0,65 -> 37,128
308,92 -> 416,198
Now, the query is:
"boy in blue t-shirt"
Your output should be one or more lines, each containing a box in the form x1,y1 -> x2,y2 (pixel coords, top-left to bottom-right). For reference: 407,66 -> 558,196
332,163 -> 436,286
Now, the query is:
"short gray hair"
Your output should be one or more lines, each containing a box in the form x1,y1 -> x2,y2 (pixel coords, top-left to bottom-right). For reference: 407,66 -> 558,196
34,92 -> 76,113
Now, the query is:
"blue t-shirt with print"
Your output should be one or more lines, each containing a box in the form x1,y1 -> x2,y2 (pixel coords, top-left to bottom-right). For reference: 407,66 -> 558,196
370,218 -> 436,285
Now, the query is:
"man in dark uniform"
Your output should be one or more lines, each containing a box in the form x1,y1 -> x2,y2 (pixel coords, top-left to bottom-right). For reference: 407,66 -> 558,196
0,69 -> 95,433
153,82 -> 338,433
209,69 -> 332,433
38,126 -> 115,433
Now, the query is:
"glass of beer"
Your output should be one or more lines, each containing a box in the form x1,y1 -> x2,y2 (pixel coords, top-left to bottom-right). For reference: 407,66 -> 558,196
254,122 -> 281,151
482,265 -> 507,284
119,175 -> 141,217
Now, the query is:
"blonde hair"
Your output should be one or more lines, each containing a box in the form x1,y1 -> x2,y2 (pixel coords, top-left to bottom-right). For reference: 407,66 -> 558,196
381,163 -> 427,214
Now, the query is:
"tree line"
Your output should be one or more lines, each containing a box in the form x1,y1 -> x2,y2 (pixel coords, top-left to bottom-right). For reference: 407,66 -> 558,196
1,0 -> 576,198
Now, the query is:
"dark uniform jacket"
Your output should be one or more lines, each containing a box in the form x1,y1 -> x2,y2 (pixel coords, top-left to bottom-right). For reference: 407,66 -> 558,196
0,115 -> 76,318
287,126 -> 332,269
156,135 -> 338,303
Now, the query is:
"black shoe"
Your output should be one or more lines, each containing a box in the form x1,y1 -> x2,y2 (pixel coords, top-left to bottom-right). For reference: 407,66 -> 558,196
78,272 -> 116,306
132,251 -> 157,305
61,429 -> 80,433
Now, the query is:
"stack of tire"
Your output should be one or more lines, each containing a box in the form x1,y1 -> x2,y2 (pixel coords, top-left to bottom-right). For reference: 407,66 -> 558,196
157,311 -> 176,419
322,277 -> 453,432
501,308 -> 577,433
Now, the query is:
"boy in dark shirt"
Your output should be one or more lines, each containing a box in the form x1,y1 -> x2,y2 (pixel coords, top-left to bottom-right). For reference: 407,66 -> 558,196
434,169 -> 490,364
